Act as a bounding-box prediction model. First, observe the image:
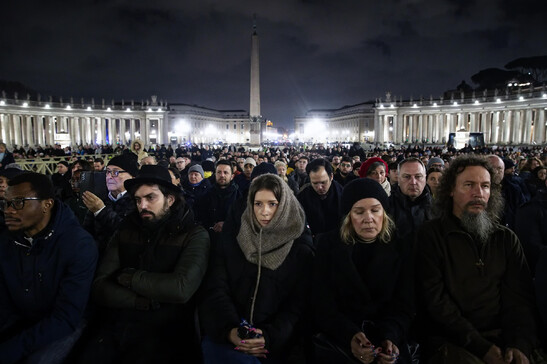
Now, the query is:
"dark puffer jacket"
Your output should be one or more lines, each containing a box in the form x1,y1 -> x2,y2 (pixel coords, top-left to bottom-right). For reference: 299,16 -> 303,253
0,201 -> 98,364
388,185 -> 432,243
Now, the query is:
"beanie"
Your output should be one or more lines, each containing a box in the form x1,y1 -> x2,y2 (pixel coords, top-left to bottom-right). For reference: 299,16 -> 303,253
244,157 -> 257,167
108,155 -> 139,177
359,157 -> 388,178
427,157 -> 445,169
188,164 -> 204,178
251,162 -> 277,179
340,178 -> 389,217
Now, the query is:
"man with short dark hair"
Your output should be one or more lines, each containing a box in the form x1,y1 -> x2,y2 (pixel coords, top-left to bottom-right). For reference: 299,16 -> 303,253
292,156 -> 309,189
194,160 -> 241,237
80,165 -> 209,363
0,173 -> 97,363
93,158 -> 105,171
333,156 -> 357,186
416,155 -> 538,364
297,158 -> 343,236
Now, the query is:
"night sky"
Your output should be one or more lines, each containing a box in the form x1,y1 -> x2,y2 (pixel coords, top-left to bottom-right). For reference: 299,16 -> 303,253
2,0 -> 546,129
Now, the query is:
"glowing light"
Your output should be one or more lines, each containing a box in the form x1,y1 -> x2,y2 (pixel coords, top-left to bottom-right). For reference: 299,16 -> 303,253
66,105 -> 71,110
412,104 -> 417,108
22,102 -> 28,107
453,102 -> 458,106
474,100 -> 480,105
44,104 -> 50,109
0,101 -> 5,106
86,106 -> 92,111
107,107 -> 112,112
390,104 -> 394,108
496,98 -> 501,103
126,108 -> 131,112
433,103 -> 438,107
519,96 -> 524,101
379,104 -> 384,108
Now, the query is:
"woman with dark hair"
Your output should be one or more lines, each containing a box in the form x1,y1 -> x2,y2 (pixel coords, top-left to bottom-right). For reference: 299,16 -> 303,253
313,178 -> 414,364
426,167 -> 443,198
359,157 -> 391,196
200,174 -> 314,363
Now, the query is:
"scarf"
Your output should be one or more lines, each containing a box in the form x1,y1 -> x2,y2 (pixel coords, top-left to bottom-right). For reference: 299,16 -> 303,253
237,174 -> 305,270
381,178 -> 392,197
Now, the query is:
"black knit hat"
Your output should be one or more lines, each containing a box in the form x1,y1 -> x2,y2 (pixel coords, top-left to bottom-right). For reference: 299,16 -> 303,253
340,178 -> 389,217
124,165 -> 181,194
108,155 -> 139,177
251,162 -> 277,179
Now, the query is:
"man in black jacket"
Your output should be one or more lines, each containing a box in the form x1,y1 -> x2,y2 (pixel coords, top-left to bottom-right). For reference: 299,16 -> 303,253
389,158 -> 432,242
194,160 -> 241,239
78,165 -> 210,364
297,158 -> 343,236
333,156 -> 357,186
82,155 -> 138,256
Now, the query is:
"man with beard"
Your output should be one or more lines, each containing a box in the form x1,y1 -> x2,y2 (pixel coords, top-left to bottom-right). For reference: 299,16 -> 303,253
333,156 -> 357,186
194,160 -> 241,241
416,155 -> 538,364
78,165 -> 210,364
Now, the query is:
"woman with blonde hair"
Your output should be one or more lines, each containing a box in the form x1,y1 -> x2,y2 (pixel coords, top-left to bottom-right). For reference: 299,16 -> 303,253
274,160 -> 299,195
130,139 -> 148,163
313,178 -> 414,364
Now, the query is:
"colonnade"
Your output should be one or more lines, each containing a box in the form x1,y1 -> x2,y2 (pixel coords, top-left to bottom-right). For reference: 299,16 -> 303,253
0,106 -> 167,148
376,96 -> 547,145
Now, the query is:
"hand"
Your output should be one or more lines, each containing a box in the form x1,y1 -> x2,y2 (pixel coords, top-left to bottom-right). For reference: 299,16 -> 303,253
504,348 -> 529,364
228,327 -> 268,358
212,221 -> 224,233
82,191 -> 105,213
351,332 -> 381,364
377,340 -> 399,364
116,268 -> 137,288
484,345 -> 506,364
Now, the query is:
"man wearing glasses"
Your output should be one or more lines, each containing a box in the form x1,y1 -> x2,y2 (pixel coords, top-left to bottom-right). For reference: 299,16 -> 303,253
82,155 -> 138,256
333,156 -> 357,186
0,172 -> 97,363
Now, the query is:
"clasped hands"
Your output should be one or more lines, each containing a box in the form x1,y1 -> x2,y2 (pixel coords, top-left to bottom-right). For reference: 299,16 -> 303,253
228,327 -> 268,359
352,332 -> 399,364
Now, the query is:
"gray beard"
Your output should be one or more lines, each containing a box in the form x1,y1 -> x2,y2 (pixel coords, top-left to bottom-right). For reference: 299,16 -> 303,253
460,210 -> 495,244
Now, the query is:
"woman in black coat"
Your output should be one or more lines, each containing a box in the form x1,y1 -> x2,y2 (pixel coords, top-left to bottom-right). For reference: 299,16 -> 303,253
313,178 -> 414,364
199,174 -> 314,363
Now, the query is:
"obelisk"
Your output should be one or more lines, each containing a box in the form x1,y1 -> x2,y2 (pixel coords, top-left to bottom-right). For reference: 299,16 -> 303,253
249,15 -> 262,144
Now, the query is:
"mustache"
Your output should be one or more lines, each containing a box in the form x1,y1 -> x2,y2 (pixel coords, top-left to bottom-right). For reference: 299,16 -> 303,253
466,200 -> 487,208
140,210 -> 155,217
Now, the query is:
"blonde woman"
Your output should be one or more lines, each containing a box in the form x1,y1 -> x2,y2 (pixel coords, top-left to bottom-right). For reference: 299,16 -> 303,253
313,178 -> 414,364
274,160 -> 299,195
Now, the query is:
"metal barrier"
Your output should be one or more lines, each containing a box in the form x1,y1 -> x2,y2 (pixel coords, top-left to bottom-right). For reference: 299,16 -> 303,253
14,154 -> 118,175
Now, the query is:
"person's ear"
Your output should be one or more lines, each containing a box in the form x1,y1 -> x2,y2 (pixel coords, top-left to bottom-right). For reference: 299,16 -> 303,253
167,194 -> 175,207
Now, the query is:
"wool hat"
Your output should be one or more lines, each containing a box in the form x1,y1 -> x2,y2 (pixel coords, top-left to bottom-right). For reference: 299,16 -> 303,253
244,157 -> 257,167
359,157 -> 388,178
57,161 -> 70,168
427,157 -> 445,169
108,155 -> 139,177
188,164 -> 204,178
503,158 -> 515,170
251,162 -> 277,179
340,178 -> 389,217
202,160 -> 215,173
124,165 -> 181,194
0,164 -> 26,180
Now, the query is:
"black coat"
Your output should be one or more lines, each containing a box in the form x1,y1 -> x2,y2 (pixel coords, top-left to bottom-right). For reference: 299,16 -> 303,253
313,230 -> 414,362
199,219 -> 315,357
388,185 -> 432,243
515,190 -> 547,274
297,181 -> 343,236
194,182 -> 242,229
182,178 -> 212,208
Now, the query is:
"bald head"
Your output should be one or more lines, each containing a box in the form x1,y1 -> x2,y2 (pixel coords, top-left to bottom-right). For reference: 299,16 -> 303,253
487,155 -> 504,184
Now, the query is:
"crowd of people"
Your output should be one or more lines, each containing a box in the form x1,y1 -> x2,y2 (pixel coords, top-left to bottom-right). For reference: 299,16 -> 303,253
1,139 -> 547,364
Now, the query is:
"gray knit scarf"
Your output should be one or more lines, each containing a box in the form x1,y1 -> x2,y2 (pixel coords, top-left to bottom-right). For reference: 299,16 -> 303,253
237,175 -> 306,270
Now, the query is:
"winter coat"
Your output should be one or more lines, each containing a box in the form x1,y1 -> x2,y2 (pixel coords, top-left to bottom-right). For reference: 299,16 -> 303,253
0,201 -> 98,364
83,192 -> 136,256
388,185 -> 432,243
199,217 -> 315,357
297,180 -> 343,236
313,230 -> 414,362
92,203 -> 210,328
416,214 -> 537,359
194,182 -> 241,230
515,190 -> 547,274
182,178 -> 212,208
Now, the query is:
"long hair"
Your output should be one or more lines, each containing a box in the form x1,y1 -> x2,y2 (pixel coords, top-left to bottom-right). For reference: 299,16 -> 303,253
340,210 -> 395,245
434,154 -> 503,222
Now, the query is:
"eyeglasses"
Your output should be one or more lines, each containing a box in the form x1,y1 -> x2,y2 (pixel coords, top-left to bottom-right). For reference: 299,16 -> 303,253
340,163 -> 352,167
0,197 -> 45,211
105,169 -> 128,177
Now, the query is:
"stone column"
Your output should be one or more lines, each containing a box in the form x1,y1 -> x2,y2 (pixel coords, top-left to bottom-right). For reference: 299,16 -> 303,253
99,118 -> 106,145
130,118 -> 136,142
536,109 -> 546,144
511,110 -> 522,144
469,113 -> 476,132
144,118 -> 151,144
482,113 -> 491,143
120,118 -> 127,145
36,116 -> 44,146
491,111 -> 499,144
393,113 -> 404,143
24,115 -> 33,146
522,109 -> 533,144
502,110 -> 511,144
